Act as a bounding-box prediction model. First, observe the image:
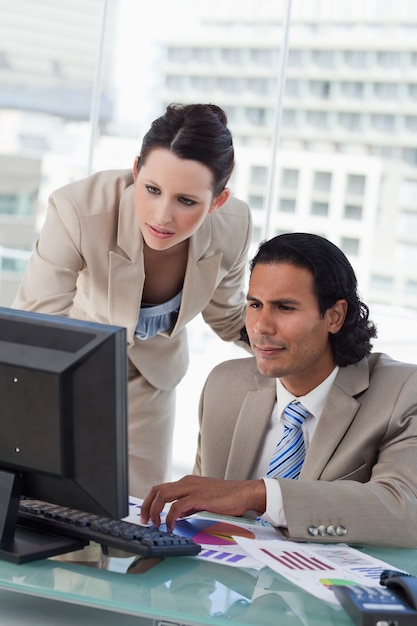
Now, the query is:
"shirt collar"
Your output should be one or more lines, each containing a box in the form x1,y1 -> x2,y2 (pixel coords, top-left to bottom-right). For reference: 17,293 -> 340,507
275,366 -> 339,421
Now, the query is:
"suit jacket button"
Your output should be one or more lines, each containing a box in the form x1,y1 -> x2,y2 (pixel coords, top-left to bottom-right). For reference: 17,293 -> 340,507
327,525 -> 337,536
318,525 -> 327,536
308,525 -> 319,536
336,525 -> 347,536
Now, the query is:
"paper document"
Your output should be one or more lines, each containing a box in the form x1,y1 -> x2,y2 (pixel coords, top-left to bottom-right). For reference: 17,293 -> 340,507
235,537 -> 409,605
125,498 -> 409,603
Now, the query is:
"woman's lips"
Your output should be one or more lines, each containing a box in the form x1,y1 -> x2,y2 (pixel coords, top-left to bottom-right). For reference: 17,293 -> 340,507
147,224 -> 175,239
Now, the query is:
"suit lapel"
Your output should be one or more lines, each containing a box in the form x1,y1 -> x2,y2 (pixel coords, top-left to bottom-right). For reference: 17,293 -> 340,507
108,185 -> 145,340
301,358 -> 371,479
172,216 -> 222,333
225,374 -> 276,480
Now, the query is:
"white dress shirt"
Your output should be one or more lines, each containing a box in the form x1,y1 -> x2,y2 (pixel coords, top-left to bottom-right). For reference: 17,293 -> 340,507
250,367 -> 339,526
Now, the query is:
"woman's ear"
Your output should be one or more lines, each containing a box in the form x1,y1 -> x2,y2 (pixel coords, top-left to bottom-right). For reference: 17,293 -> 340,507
208,188 -> 231,214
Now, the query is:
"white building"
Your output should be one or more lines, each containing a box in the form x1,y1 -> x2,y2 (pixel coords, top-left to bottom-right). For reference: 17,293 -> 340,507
158,5 -> 417,309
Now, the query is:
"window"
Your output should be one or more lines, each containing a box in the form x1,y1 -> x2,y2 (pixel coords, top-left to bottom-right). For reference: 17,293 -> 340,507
341,81 -> 364,98
285,79 -> 301,97
398,242 -> 417,263
312,50 -> 335,68
249,194 -> 264,209
400,179 -> 417,205
282,109 -> 297,127
397,210 -> 417,236
345,50 -> 369,69
313,171 -> 332,192
288,49 -> 304,67
0,193 -> 34,217
374,82 -> 398,100
246,107 -> 267,126
377,51 -> 401,69
248,78 -> 272,96
405,116 -> 417,133
191,48 -> 213,64
279,198 -> 296,213
190,76 -> 216,93
220,77 -> 244,94
311,202 -> 328,216
344,204 -> 363,220
281,168 -> 299,189
405,279 -> 417,295
250,166 -> 268,186
310,81 -> 331,99
166,75 -> 185,91
347,174 -> 366,196
371,114 -> 395,133
370,274 -> 394,291
306,110 -> 328,129
222,48 -> 244,65
404,149 -> 417,165
167,47 -> 191,63
1,257 -> 29,272
338,112 -> 361,132
341,237 -> 360,255
0,50 -> 10,69
251,48 -> 277,66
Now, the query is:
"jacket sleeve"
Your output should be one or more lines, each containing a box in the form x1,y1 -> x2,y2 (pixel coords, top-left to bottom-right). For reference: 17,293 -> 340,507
277,367 -> 417,548
12,191 -> 83,315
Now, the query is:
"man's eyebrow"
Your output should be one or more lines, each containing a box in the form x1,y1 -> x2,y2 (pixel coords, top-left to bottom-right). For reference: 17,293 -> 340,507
246,295 -> 301,306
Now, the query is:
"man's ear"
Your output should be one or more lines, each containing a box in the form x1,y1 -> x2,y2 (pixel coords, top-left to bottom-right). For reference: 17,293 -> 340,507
208,188 -> 231,214
132,156 -> 140,182
327,299 -> 348,334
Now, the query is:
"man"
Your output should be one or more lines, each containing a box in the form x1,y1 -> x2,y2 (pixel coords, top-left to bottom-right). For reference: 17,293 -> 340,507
141,233 -> 417,548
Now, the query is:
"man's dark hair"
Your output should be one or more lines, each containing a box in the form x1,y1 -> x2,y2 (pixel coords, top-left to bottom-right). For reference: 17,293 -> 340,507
249,232 -> 377,366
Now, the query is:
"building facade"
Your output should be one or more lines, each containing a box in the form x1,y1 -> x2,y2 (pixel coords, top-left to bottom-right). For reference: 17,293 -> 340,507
159,9 -> 417,308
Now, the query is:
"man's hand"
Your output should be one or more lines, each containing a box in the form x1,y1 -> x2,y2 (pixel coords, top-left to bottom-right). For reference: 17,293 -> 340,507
140,475 -> 267,531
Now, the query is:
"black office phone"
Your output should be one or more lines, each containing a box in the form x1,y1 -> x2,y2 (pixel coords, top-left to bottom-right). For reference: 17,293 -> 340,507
331,570 -> 417,626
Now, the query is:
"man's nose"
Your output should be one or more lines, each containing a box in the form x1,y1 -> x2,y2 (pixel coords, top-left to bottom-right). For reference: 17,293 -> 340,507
253,309 -> 275,335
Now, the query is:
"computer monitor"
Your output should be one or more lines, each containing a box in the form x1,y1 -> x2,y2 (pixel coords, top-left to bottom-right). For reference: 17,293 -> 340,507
0,307 -> 128,563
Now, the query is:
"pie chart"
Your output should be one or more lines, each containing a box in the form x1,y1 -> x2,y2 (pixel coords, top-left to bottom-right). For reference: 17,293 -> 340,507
174,518 -> 255,545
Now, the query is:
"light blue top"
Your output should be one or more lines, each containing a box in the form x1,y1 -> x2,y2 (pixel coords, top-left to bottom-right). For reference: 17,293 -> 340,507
135,290 -> 182,340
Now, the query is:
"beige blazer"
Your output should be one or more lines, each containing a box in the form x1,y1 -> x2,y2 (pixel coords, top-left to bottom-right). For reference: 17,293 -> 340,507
13,170 -> 252,390
194,353 -> 417,547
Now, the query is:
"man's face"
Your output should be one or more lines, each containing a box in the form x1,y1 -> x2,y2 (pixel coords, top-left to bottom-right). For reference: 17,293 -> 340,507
245,262 -> 346,396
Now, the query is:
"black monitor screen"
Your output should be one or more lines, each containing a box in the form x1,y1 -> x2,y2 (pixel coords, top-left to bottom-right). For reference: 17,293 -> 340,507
0,307 -> 128,563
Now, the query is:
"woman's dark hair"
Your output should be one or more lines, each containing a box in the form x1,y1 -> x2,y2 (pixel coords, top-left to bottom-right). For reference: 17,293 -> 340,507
139,103 -> 234,196
250,232 -> 377,366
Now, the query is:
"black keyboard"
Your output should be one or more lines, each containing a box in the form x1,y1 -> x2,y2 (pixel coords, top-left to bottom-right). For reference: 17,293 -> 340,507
18,499 -> 201,559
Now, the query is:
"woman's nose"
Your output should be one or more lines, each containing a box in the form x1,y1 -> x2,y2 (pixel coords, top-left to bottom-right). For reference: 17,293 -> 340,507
155,200 -> 172,225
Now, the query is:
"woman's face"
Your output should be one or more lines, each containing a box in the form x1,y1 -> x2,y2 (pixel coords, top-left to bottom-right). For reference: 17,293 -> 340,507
133,148 -> 229,251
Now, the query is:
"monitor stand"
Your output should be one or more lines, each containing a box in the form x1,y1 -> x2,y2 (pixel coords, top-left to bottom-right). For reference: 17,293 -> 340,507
0,470 -> 87,564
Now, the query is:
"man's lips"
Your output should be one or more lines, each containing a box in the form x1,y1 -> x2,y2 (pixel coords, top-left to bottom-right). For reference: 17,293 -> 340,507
147,224 -> 175,238
254,343 -> 287,356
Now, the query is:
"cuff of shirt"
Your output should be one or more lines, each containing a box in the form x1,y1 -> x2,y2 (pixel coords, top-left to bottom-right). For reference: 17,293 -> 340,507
260,477 -> 288,527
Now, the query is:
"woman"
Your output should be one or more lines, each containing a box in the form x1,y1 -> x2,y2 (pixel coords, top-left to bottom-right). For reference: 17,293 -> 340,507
13,103 -> 252,497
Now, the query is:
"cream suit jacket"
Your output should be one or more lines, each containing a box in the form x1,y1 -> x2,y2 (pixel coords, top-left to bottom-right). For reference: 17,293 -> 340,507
194,353 -> 417,548
13,170 -> 252,391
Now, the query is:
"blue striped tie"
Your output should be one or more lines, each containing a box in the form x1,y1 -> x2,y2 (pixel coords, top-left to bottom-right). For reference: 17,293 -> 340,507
266,401 -> 310,479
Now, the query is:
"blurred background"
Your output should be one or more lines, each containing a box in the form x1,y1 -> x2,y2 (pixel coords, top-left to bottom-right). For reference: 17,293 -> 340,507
1,0 -> 417,478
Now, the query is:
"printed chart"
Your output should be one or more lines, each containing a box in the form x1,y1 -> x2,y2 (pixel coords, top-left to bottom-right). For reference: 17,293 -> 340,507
236,537 -> 410,605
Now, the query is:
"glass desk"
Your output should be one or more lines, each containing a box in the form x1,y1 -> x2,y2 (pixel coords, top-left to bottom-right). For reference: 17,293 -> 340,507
0,543 -> 415,626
